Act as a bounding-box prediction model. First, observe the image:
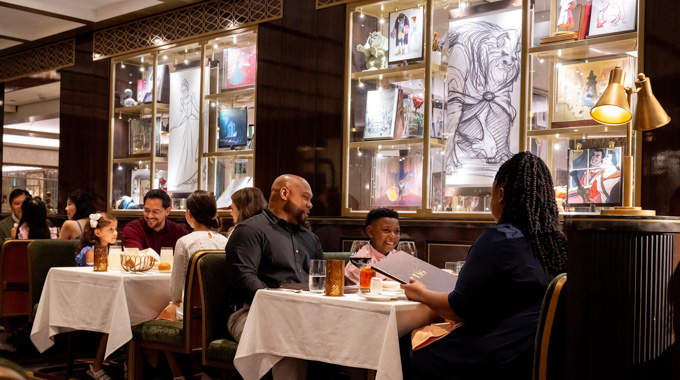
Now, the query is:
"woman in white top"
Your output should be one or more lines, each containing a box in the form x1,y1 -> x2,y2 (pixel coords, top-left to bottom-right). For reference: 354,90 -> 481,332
157,190 -> 227,380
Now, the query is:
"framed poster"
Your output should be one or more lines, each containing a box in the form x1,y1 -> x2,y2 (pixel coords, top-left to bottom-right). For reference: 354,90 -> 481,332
169,67 -> 201,192
388,7 -> 424,64
364,88 -> 402,140
218,108 -> 248,148
567,147 -> 623,206
588,0 -> 637,37
444,7 -> 522,186
141,64 -> 168,103
555,56 -> 631,123
129,117 -> 165,155
373,152 -> 423,207
224,45 -> 257,89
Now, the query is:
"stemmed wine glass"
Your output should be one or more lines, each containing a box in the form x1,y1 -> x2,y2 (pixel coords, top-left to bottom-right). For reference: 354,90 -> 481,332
349,240 -> 373,292
396,241 -> 417,256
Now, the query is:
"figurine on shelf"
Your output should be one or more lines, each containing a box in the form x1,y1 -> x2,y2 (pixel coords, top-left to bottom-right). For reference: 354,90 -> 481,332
357,31 -> 388,70
557,0 -> 577,32
120,88 -> 138,107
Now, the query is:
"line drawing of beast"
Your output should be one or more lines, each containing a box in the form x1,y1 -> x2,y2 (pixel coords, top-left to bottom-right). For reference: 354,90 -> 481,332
444,21 -> 521,172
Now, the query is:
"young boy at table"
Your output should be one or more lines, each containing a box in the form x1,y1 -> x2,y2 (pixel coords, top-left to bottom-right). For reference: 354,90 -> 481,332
344,208 -> 400,284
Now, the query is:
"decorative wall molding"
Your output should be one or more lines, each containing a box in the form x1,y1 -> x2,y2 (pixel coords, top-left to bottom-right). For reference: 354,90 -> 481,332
316,0 -> 359,9
93,0 -> 283,60
0,39 -> 75,82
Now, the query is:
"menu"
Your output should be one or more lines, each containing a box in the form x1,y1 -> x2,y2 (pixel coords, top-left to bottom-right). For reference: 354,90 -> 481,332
372,251 -> 457,293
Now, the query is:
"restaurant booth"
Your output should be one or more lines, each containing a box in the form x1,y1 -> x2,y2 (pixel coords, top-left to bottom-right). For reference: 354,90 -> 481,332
1,0 -> 680,379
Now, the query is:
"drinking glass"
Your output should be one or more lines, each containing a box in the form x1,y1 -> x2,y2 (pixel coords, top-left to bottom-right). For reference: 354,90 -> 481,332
453,261 -> 465,276
308,259 -> 326,294
93,246 -> 108,272
443,262 -> 456,275
349,240 -> 374,293
396,241 -> 417,256
108,245 -> 123,270
160,247 -> 173,266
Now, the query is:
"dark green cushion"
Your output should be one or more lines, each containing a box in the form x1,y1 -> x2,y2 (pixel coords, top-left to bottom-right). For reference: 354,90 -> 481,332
199,254 -> 233,343
323,252 -> 350,265
132,319 -> 184,347
28,239 -> 78,310
0,357 -> 29,379
206,338 -> 239,362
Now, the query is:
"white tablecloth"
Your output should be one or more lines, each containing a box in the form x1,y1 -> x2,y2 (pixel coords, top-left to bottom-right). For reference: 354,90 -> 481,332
234,289 -> 437,380
30,267 -> 171,359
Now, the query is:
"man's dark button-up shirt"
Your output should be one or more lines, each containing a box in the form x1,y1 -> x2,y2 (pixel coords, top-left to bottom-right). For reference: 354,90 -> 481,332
225,208 -> 324,306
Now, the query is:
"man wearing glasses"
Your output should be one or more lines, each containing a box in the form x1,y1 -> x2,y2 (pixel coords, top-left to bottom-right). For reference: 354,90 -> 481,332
121,189 -> 188,252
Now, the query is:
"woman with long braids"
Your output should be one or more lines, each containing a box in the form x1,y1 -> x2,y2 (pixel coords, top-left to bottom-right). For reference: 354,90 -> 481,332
401,152 -> 567,379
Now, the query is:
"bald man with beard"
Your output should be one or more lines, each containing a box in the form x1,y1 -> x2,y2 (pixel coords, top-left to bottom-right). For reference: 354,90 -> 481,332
226,175 -> 323,343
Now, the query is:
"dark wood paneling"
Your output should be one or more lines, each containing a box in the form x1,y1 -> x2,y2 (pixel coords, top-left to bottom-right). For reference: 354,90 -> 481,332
641,1 -> 680,215
0,81 -> 3,200
58,34 -> 110,213
255,1 -> 344,217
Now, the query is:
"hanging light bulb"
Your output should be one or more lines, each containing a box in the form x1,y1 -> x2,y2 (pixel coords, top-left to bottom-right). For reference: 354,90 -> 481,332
358,79 -> 364,88
359,8 -> 364,18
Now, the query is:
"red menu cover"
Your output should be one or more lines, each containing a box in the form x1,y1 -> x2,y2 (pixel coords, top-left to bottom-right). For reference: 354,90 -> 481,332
372,251 -> 458,293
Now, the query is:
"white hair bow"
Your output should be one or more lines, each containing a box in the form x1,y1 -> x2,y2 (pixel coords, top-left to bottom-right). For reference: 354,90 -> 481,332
89,213 -> 102,228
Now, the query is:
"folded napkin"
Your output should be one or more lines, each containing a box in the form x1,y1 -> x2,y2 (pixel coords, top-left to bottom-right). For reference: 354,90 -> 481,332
411,320 -> 464,350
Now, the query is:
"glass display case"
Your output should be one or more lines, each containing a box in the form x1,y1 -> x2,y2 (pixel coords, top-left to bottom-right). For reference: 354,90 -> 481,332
343,0 -> 524,217
525,0 -> 640,212
108,27 -> 257,214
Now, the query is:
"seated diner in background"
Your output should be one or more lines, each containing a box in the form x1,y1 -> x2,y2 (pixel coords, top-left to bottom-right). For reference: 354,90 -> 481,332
227,187 -> 268,237
225,174 -> 323,343
121,189 -> 188,253
400,152 -> 568,380
11,197 -> 54,240
344,207 -> 400,284
59,190 -> 97,240
0,188 -> 30,241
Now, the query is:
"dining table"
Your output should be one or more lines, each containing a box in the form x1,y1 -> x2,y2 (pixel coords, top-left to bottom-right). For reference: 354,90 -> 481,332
30,266 -> 171,359
233,288 -> 439,380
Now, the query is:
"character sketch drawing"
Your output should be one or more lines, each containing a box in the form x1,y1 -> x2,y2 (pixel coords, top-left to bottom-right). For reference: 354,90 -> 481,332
444,15 -> 521,183
596,0 -> 627,28
170,78 -> 200,188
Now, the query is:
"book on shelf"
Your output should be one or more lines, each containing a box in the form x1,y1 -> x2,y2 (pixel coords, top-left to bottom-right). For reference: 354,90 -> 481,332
578,3 -> 593,40
540,32 -> 577,45
372,250 -> 458,293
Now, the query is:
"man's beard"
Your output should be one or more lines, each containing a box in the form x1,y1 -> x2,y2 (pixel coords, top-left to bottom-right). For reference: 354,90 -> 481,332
284,201 -> 306,225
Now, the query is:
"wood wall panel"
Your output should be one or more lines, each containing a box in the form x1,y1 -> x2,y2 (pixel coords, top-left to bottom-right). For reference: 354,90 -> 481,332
58,34 -> 110,213
255,1 -> 344,217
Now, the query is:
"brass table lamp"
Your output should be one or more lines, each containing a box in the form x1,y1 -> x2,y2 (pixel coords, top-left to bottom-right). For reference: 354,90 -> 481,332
590,66 -> 671,215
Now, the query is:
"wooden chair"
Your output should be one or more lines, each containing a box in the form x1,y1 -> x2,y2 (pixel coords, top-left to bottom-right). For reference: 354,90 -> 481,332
198,253 -> 238,370
129,250 -> 223,380
0,240 -> 33,323
534,273 -> 567,380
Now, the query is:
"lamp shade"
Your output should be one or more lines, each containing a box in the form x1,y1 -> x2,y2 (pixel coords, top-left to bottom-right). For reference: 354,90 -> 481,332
633,73 -> 671,131
590,66 -> 632,125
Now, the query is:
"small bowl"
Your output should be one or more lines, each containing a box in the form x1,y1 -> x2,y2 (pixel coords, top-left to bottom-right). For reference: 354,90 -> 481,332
120,254 -> 155,272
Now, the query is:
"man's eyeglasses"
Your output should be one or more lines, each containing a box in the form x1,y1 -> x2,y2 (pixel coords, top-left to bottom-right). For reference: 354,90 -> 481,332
143,209 -> 165,216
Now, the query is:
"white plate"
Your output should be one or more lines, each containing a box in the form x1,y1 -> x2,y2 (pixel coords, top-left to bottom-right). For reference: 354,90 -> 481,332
360,294 -> 397,302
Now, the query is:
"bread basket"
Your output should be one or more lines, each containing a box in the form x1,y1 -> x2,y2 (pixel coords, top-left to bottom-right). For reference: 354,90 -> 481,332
120,254 -> 155,272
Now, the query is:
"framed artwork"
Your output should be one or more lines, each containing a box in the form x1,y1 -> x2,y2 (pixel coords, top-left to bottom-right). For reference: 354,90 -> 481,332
567,147 -> 623,206
224,45 -> 257,89
402,92 -> 424,138
373,152 -> 423,207
588,0 -> 637,37
388,7 -> 424,64
364,88 -> 403,140
444,7 -> 522,186
168,67 -> 201,192
555,56 -> 631,122
129,117 -> 164,155
218,108 -> 248,148
431,98 -> 445,138
140,65 -> 168,103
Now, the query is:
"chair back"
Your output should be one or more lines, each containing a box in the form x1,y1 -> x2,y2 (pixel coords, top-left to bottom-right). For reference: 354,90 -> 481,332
27,239 -> 78,320
198,254 -> 232,347
0,240 -> 33,318
323,252 -> 350,265
534,273 -> 567,380
183,250 -> 223,352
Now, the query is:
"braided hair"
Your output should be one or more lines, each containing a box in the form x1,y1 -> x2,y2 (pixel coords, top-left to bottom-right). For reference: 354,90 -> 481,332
494,152 -> 567,275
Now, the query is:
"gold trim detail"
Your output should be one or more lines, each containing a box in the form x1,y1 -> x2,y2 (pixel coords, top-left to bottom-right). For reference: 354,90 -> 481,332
316,0 -> 361,9
93,0 -> 282,60
0,39 -> 75,82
